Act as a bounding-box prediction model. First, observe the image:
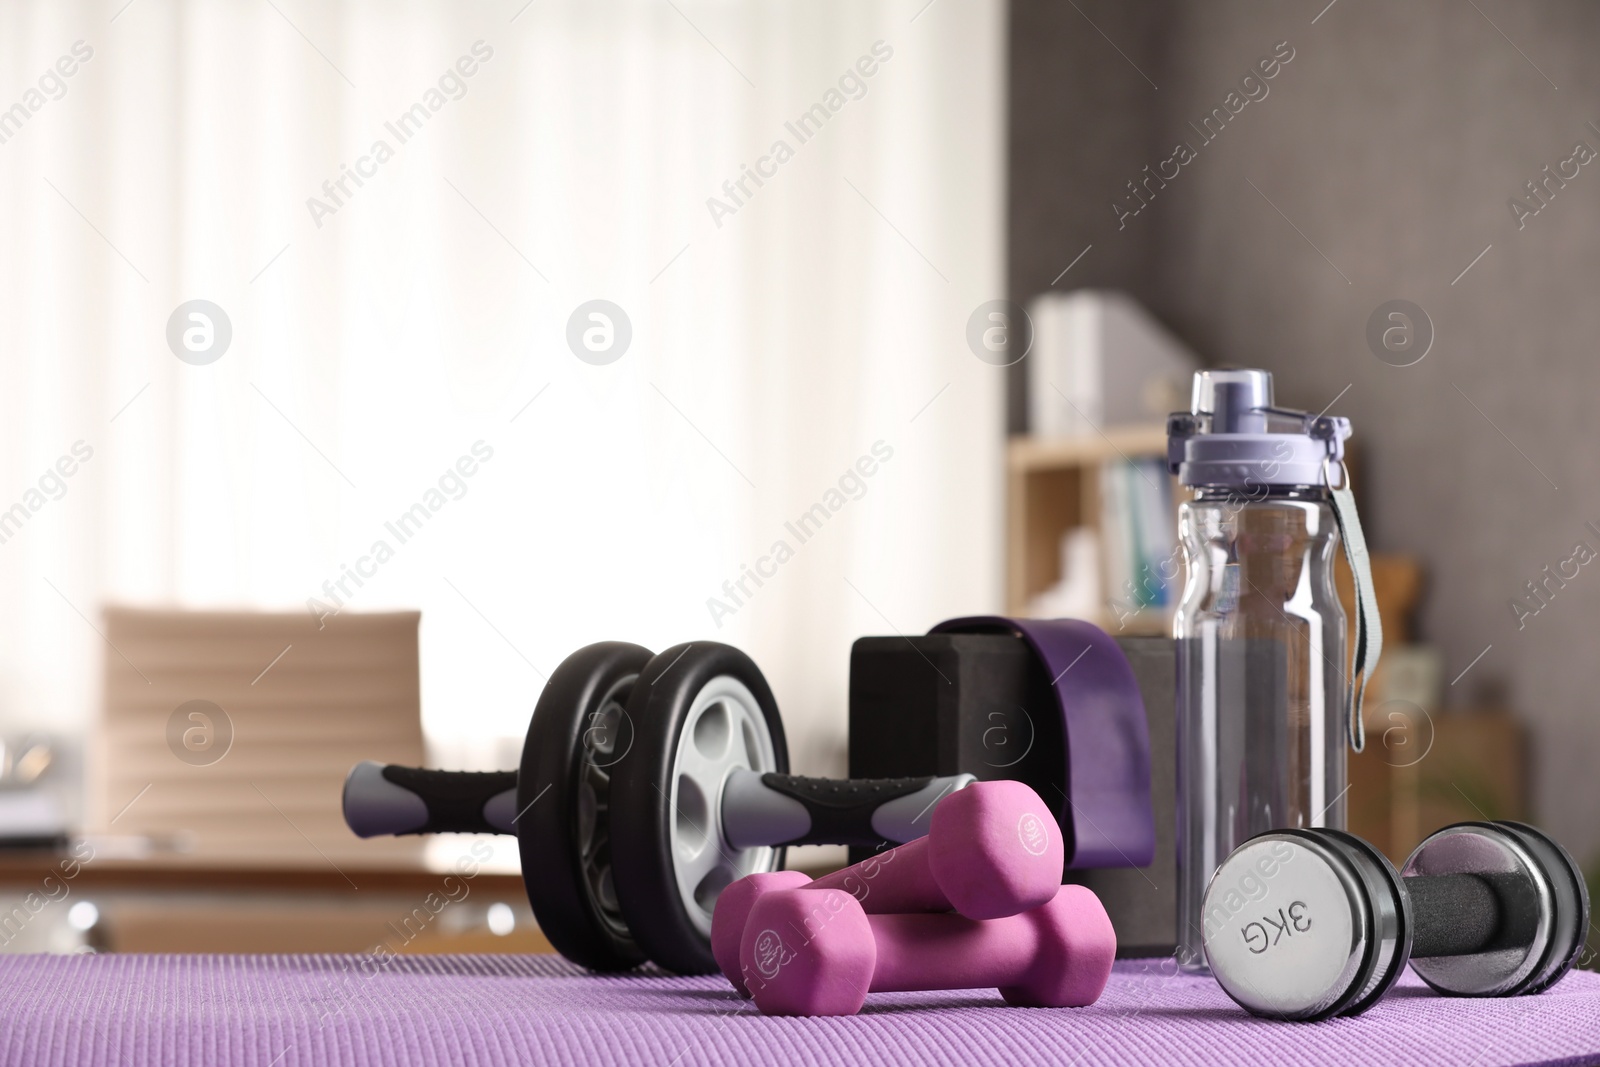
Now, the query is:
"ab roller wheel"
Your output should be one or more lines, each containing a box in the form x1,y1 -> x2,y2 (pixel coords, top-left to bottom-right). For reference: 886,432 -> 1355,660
343,639 -> 972,974
609,642 -> 788,976
516,641 -> 655,971
343,641 -> 662,971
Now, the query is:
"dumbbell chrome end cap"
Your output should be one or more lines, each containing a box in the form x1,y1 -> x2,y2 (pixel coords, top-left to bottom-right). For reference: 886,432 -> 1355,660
1201,829 -> 1408,1021
1404,821 -> 1589,999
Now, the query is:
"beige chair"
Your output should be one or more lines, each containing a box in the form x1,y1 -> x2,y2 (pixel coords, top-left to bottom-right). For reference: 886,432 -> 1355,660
92,608 -> 425,865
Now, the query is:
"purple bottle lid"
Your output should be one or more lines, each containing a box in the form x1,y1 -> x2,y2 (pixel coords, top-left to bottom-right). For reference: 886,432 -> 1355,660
1166,369 -> 1350,489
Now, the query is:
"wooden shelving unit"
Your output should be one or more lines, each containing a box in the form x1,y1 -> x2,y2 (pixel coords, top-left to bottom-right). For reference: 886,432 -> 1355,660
1348,710 -> 1527,863
1005,424 -> 1176,635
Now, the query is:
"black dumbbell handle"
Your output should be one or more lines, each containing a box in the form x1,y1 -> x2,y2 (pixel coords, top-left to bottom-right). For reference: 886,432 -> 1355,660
343,761 -> 519,837
1407,872 -> 1539,959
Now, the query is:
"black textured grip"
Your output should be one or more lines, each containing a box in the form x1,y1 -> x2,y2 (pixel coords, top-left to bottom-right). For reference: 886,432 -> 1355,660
759,773 -> 934,848
382,766 -> 518,835
1408,872 -> 1539,959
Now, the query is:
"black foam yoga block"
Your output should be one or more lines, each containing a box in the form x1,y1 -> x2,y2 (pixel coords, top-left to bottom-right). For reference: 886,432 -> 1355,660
847,632 -> 1177,957
848,633 -> 1064,813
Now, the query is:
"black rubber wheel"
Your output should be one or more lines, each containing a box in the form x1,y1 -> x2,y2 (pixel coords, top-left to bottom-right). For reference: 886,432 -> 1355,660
519,641 -> 654,972
610,642 -> 789,975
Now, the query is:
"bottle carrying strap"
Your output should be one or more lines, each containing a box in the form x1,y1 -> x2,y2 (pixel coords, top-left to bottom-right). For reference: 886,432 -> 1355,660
1324,458 -> 1382,753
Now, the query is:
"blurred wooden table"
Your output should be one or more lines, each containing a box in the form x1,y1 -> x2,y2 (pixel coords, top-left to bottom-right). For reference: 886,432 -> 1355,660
0,847 -> 554,955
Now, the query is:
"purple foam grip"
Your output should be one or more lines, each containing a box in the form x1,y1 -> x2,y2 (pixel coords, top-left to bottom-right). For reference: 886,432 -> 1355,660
711,780 -> 1065,995
931,616 -> 1155,869
741,884 -> 1117,1017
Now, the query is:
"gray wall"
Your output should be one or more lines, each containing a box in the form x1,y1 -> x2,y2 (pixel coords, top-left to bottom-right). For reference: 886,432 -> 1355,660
1010,0 -> 1600,858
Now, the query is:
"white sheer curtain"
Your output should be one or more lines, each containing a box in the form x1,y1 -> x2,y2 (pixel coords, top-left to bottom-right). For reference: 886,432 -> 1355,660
0,0 -> 1005,783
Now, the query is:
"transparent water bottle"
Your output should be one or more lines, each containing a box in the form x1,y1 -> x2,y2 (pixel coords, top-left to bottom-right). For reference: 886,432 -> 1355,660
1167,370 -> 1381,973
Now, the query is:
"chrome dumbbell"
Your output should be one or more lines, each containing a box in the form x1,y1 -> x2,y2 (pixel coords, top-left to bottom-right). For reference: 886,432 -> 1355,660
1202,821 -> 1589,1021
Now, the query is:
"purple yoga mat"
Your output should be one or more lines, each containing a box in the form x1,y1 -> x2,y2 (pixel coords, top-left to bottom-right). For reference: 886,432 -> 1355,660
930,617 -> 1156,870
2,954 -> 1596,1066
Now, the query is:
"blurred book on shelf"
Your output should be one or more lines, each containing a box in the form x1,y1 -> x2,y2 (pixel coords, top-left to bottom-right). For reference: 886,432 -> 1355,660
1026,290 -> 1195,439
1007,428 -> 1178,635
1027,456 -> 1177,630
1100,457 -> 1177,617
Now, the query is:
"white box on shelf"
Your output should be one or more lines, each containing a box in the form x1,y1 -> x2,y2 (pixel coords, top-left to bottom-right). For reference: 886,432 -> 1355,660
1027,290 -> 1198,437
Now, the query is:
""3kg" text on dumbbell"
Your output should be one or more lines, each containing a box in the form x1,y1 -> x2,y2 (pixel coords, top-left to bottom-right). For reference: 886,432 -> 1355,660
1240,901 -> 1312,954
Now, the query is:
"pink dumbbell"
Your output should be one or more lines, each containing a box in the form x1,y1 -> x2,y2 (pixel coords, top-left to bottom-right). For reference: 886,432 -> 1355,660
740,883 -> 1116,1016
711,779 -> 1065,995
